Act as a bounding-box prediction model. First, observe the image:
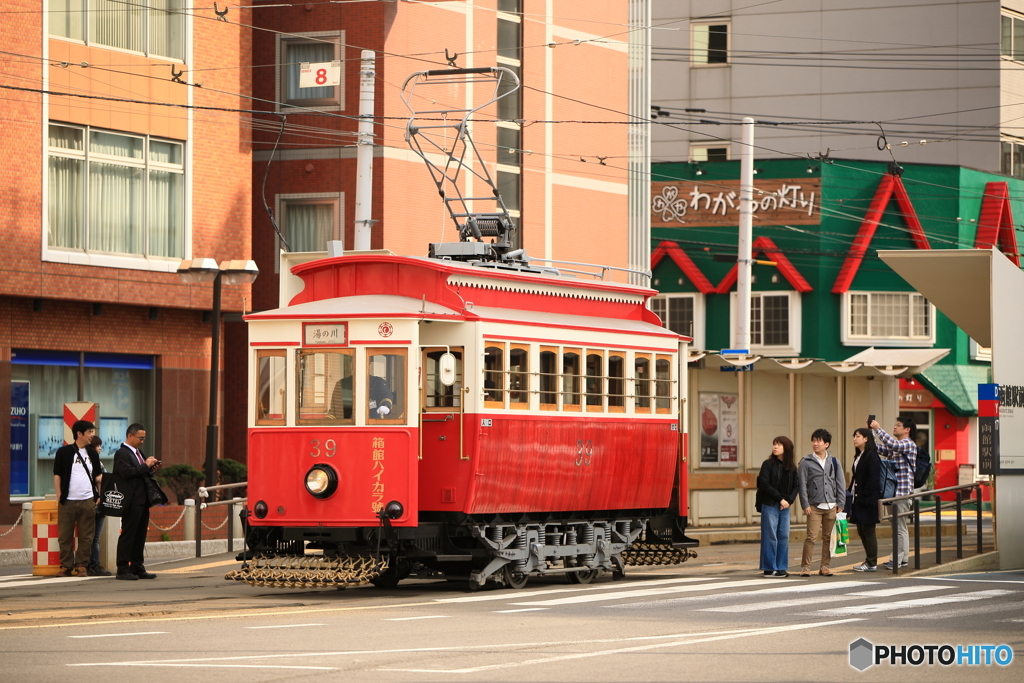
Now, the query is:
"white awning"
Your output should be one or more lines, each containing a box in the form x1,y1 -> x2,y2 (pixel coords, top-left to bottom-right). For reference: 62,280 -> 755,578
246,295 -> 464,320
696,347 -> 949,377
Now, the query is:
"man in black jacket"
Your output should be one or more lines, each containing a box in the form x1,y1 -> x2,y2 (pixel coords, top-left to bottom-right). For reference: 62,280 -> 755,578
113,423 -> 160,580
53,420 -> 103,577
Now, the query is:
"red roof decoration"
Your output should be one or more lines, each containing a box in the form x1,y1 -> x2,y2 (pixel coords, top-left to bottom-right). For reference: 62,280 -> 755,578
832,173 -> 931,293
974,181 -> 1021,266
650,241 -> 716,294
714,236 -> 813,294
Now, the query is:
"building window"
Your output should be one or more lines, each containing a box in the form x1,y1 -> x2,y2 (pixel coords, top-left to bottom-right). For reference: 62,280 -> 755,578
843,291 -> 934,346
277,34 -> 344,109
49,0 -> 185,61
651,293 -> 704,348
47,123 -> 185,258
280,198 -> 340,253
1001,139 -> 1024,178
496,1 -> 522,246
690,145 -> 729,163
691,22 -> 728,65
730,291 -> 802,356
1002,13 -> 1024,61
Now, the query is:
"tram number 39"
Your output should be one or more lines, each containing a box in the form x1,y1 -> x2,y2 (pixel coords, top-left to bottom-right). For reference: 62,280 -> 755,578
309,438 -> 337,458
575,439 -> 594,467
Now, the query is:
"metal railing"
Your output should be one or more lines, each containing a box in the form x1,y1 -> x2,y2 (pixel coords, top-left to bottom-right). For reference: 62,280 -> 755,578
879,483 -> 984,576
195,481 -> 247,559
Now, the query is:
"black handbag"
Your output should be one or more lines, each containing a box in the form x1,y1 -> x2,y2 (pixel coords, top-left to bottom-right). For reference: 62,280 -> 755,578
145,476 -> 169,507
99,472 -> 126,518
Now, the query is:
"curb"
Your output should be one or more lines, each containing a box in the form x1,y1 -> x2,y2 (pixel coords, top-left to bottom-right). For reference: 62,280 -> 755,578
690,523 -> 973,545
903,550 -> 1001,576
0,539 -> 243,568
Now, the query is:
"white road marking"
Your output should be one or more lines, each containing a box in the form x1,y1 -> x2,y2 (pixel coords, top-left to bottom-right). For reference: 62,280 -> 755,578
921,577 -> 1024,585
0,576 -> 95,589
383,615 -> 451,621
436,576 -> 719,604
811,590 -> 1014,616
891,601 -> 1024,620
494,608 -> 548,613
0,574 -> 32,582
845,585 -> 945,598
606,580 -> 877,610
69,632 -> 168,639
87,664 -> 337,670
379,619 -> 864,674
699,595 -> 864,612
508,578 -> 796,606
244,623 -> 326,629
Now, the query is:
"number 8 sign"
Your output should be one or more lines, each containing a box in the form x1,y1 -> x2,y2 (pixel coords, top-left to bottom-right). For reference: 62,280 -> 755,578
299,60 -> 342,89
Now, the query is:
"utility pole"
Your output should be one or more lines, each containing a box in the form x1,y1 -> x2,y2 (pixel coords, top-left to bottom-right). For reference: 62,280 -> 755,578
354,50 -> 375,251
736,117 -> 755,351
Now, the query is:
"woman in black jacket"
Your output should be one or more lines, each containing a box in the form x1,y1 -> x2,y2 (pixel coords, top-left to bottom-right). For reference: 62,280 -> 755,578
849,427 -> 881,571
756,436 -> 799,577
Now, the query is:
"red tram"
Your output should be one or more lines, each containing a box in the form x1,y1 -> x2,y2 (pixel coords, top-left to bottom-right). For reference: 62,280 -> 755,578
228,67 -> 697,590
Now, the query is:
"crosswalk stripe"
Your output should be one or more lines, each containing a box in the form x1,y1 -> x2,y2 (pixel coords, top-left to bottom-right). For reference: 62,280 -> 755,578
508,579 -> 784,607
607,580 -> 877,610
436,576 -> 719,604
845,585 -> 945,598
810,589 -> 1015,616
891,601 -> 1024,620
700,595 -> 865,612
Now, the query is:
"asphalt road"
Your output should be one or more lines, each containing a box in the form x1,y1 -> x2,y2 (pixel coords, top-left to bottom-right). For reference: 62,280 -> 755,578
1,548 -> 1020,683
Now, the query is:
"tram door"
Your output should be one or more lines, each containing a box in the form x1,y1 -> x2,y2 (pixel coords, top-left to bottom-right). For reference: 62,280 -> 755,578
420,347 -> 465,475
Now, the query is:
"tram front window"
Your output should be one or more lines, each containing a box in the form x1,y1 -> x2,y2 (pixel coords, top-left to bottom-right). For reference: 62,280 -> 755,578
368,349 -> 406,423
425,349 -> 462,408
298,349 -> 355,425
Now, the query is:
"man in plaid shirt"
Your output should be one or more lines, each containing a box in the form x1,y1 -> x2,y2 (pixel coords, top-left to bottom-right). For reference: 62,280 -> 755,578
870,416 -> 917,569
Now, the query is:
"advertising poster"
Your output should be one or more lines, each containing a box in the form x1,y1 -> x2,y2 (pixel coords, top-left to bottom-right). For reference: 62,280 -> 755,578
10,381 -> 29,495
37,416 -> 64,459
699,392 -> 739,466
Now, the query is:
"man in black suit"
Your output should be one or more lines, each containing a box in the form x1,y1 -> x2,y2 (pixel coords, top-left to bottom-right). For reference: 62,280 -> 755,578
113,423 -> 160,580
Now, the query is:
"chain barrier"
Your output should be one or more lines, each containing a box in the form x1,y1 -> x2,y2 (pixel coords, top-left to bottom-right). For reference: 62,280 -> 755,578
0,508 -> 26,538
149,507 -> 188,532
202,513 -> 229,531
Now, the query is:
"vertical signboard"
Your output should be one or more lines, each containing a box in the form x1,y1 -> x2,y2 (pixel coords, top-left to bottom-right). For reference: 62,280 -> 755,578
978,383 -> 999,476
9,381 -> 29,495
699,392 -> 739,466
998,384 -> 1024,474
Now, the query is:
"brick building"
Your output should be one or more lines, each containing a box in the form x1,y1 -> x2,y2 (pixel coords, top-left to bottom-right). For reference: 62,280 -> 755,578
0,3 -> 254,521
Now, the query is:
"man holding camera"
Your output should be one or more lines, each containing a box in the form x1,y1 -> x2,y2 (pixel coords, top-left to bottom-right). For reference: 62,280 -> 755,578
113,423 -> 161,581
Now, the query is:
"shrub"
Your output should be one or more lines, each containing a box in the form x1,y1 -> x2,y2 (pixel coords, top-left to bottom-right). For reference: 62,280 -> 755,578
217,458 -> 248,499
156,464 -> 205,504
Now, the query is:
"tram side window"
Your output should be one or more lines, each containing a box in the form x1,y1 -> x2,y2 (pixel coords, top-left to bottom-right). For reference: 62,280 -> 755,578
484,343 -> 505,406
562,348 -> 581,411
539,346 -> 557,410
586,350 -> 604,411
424,348 -> 462,409
368,348 -> 406,423
256,350 -> 287,425
509,344 -> 529,409
655,355 -> 672,414
298,349 -> 355,425
634,353 -> 652,414
608,352 -> 625,412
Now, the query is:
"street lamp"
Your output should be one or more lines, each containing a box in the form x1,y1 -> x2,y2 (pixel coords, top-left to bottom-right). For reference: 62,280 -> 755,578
177,258 -> 259,487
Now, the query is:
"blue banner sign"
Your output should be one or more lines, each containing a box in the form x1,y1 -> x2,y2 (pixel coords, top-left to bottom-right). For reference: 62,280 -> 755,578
10,381 -> 29,495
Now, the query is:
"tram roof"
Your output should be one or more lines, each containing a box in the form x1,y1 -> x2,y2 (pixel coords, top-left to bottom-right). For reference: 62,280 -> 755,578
245,294 -> 464,321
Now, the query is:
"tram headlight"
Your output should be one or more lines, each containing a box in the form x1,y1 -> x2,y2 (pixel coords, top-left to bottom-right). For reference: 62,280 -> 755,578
253,500 -> 269,519
304,464 -> 338,499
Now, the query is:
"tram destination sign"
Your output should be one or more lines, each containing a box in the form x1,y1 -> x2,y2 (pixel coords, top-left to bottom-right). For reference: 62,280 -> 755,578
303,322 -> 348,347
651,178 -> 820,228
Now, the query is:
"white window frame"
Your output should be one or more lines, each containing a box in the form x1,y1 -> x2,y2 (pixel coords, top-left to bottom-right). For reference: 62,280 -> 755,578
47,0 -> 187,62
43,122 -> 189,271
689,144 -> 729,163
841,291 -> 936,347
651,293 -> 705,349
970,339 -> 992,362
273,192 -> 344,273
690,20 -> 730,67
276,32 -> 345,112
729,291 -> 802,357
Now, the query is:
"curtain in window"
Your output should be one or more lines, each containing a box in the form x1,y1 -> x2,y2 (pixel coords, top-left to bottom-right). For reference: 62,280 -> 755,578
285,42 -> 335,101
89,162 -> 143,254
50,0 -> 84,40
92,0 -> 144,53
149,170 -> 183,257
149,0 -> 185,60
48,156 -> 83,249
286,203 -> 334,252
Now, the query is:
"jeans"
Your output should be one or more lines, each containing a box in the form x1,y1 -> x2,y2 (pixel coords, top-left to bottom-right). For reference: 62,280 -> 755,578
891,498 -> 911,564
90,513 -> 106,568
801,506 -> 838,571
759,503 -> 791,572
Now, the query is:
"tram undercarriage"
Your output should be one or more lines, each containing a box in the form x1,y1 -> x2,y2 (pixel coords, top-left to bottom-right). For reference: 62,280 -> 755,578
226,513 -> 699,590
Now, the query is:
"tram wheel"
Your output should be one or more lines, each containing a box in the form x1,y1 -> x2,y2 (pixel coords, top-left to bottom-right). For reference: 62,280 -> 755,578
566,568 -> 599,585
503,564 -> 529,589
611,555 -> 626,581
